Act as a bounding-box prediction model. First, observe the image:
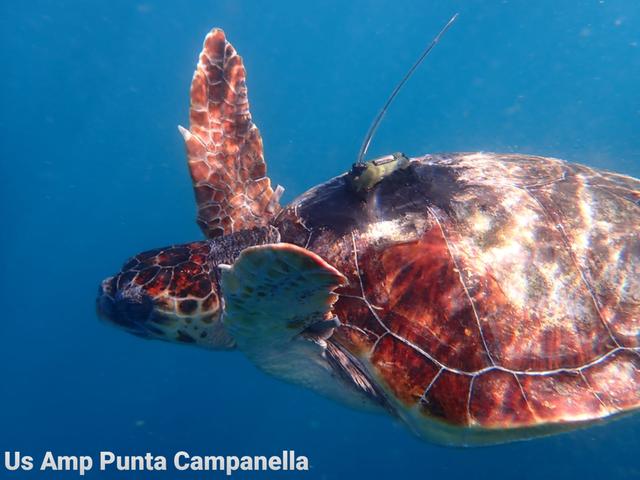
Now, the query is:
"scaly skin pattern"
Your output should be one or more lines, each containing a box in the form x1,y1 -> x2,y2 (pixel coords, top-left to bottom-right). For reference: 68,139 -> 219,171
99,241 -> 227,347
273,152 -> 640,441
180,29 -> 279,238
98,227 -> 280,349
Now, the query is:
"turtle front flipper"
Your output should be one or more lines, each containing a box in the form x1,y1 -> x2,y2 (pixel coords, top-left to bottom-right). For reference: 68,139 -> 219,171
179,29 -> 282,238
220,243 -> 346,350
219,244 -> 380,409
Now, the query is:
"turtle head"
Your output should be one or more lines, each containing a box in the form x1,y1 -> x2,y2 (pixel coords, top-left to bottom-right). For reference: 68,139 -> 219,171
96,241 -> 235,350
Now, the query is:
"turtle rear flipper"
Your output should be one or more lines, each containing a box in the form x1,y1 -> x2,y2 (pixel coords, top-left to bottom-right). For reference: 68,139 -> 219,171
179,29 -> 282,238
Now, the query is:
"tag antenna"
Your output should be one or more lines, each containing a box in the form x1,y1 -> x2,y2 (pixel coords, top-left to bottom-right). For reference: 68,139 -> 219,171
356,13 -> 459,165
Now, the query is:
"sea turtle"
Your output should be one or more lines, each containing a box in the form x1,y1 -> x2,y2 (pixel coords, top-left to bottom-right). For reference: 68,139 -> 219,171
97,27 -> 640,446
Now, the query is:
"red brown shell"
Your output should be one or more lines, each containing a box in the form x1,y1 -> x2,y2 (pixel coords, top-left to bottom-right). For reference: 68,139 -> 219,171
274,152 -> 640,435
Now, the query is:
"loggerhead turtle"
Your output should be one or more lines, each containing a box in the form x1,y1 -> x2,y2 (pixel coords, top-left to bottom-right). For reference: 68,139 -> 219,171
97,26 -> 640,446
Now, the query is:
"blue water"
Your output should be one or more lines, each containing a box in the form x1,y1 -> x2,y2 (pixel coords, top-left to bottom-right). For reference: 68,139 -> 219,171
2,1 -> 640,479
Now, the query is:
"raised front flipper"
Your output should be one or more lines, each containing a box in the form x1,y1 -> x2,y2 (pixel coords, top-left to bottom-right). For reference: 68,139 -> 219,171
179,29 -> 282,238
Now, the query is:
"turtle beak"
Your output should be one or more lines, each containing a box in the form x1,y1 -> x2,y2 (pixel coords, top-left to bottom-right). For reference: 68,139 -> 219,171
96,276 -> 117,322
96,275 -> 154,338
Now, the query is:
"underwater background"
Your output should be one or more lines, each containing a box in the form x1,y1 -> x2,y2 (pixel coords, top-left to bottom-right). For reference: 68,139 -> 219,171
2,0 -> 640,478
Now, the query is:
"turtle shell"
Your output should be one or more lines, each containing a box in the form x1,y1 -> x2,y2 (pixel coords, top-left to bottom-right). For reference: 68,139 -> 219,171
273,152 -> 640,444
